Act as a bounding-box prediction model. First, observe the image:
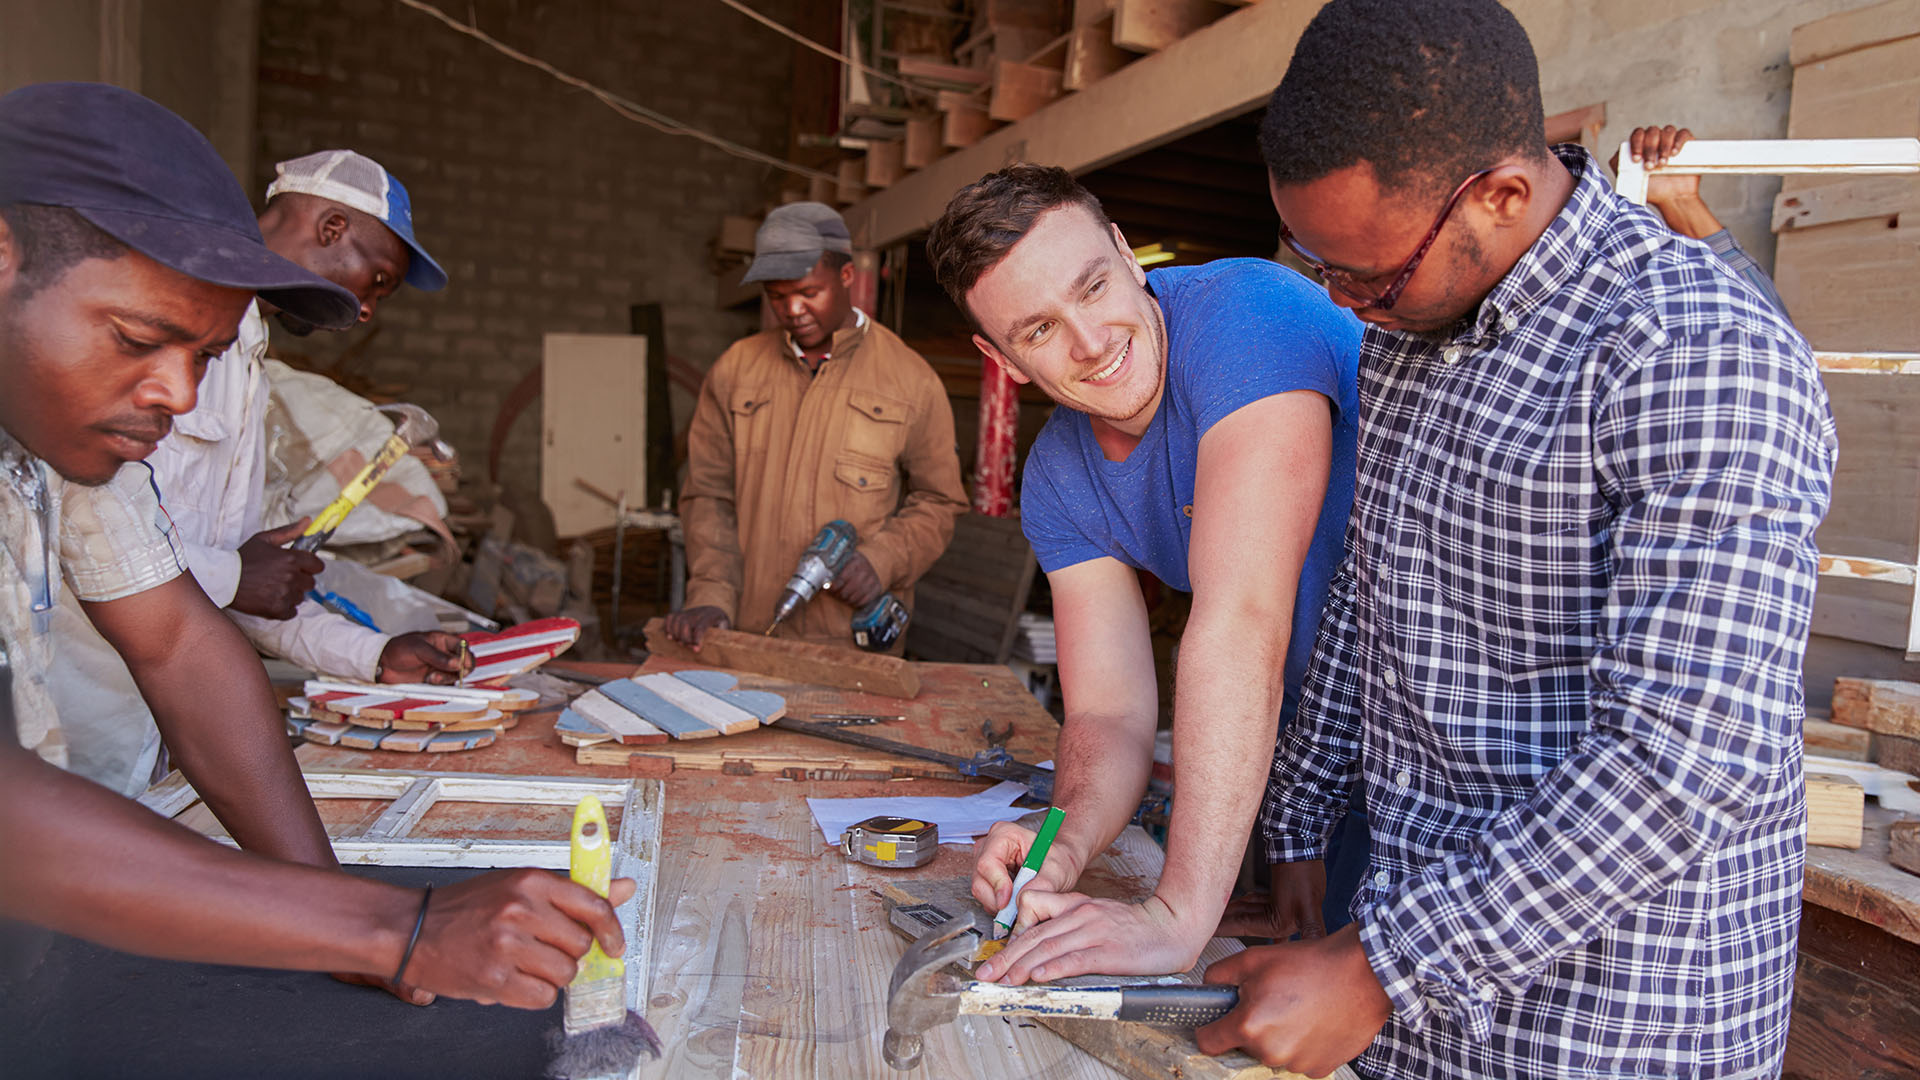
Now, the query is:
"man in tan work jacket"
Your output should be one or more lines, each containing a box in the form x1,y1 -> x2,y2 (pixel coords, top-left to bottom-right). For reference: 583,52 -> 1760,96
667,202 -> 967,649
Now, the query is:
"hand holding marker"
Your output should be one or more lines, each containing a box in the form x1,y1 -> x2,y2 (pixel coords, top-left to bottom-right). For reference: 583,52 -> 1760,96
993,806 -> 1066,939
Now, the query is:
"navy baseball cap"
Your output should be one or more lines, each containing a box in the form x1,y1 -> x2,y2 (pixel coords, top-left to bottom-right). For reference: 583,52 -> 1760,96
267,150 -> 447,291
0,82 -> 358,330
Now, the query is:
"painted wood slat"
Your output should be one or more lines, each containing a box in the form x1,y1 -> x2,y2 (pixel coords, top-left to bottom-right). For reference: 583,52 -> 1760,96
636,672 -> 762,735
598,678 -> 721,740
364,777 -> 442,840
569,691 -> 669,744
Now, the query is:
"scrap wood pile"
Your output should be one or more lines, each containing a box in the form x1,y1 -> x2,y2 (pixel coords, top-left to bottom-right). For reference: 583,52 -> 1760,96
1806,677 -> 1920,867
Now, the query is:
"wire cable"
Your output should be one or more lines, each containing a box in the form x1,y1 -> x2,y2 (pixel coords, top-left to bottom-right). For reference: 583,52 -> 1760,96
714,0 -> 931,97
392,0 -> 837,183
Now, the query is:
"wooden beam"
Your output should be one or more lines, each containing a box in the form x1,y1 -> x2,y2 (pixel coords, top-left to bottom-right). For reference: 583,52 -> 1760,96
843,0 -> 1316,248
1111,0 -> 1233,53
1064,19 -> 1133,90
942,98 -> 996,148
642,618 -> 921,699
904,113 -> 943,168
989,60 -> 1064,121
865,140 -> 906,189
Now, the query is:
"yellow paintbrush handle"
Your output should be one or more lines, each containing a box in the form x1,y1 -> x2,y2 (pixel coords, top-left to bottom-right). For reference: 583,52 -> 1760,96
570,796 -> 622,984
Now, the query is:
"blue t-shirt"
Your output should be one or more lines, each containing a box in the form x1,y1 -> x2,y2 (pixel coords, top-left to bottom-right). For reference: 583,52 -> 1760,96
1020,259 -> 1363,728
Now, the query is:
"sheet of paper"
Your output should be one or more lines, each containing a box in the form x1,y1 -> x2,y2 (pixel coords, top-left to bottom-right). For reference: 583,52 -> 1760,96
807,779 -> 1037,846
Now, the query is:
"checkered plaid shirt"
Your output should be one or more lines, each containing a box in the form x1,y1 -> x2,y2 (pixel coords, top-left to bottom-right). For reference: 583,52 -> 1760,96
1260,146 -> 1835,1079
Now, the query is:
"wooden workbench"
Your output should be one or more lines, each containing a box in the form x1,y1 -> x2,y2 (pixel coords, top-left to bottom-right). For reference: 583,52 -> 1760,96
288,658 -> 1318,1080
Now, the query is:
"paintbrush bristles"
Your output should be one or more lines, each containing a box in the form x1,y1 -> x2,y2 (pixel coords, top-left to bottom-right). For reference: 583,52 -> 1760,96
546,1011 -> 662,1079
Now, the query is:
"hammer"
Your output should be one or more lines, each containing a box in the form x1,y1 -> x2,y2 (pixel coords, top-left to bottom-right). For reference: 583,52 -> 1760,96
293,403 -> 439,552
881,915 -> 1240,1070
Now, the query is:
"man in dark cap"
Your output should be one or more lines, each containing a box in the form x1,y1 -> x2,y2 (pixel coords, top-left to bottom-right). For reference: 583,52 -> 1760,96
0,82 -> 630,1010
666,201 -> 966,649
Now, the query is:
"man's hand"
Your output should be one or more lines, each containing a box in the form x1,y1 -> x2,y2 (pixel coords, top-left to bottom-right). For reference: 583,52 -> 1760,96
970,819 -> 1081,915
664,606 -> 731,648
831,550 -> 883,609
376,631 -> 468,685
1195,923 -> 1391,1077
975,892 -> 1210,985
400,868 -> 637,1008
231,519 -> 325,620
1216,860 -> 1327,941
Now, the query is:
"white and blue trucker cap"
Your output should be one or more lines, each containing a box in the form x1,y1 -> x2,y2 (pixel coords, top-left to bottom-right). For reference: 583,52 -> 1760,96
267,149 -> 448,291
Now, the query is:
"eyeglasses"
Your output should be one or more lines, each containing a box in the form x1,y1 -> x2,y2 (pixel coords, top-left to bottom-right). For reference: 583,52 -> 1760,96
1278,169 -> 1494,312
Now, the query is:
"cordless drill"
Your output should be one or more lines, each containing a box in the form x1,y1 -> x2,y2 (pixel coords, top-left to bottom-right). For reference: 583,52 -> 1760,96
766,519 -> 911,652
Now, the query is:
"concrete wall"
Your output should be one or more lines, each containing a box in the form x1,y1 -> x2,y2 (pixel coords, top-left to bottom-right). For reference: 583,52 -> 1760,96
1510,0 -> 1883,274
252,0 -> 796,503
0,0 -> 257,185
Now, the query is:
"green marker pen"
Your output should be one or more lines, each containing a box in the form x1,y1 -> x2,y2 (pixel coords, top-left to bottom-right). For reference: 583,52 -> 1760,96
993,806 -> 1066,938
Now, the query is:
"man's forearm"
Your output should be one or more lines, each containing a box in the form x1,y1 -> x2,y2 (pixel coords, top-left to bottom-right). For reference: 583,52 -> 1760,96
1047,707 -> 1156,885
91,580 -> 336,870
0,743 -> 411,976
1157,611 -> 1288,929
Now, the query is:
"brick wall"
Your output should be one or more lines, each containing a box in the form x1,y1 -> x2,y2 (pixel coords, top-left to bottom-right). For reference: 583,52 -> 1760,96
254,0 -> 797,502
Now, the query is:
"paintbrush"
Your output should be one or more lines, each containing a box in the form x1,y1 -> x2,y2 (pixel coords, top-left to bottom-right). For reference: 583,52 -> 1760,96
546,795 -> 660,1079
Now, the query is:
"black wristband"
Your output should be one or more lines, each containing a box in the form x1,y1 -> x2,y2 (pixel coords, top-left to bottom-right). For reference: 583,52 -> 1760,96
393,884 -> 433,983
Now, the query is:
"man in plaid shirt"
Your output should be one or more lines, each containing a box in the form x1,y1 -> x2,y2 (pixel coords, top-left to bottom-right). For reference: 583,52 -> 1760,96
1195,2 -> 1836,1077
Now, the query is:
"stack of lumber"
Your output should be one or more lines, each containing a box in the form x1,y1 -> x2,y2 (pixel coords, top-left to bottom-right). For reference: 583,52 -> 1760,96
1011,612 -> 1056,664
904,511 -> 1038,665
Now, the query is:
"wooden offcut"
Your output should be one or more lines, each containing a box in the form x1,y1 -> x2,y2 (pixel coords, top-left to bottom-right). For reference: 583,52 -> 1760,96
903,114 -> 942,168
1806,718 -> 1874,761
1064,19 -> 1131,90
642,618 -> 920,698
1833,677 -> 1920,737
1891,820 -> 1920,878
1809,773 -> 1866,849
988,60 -> 1063,121
864,140 -> 905,189
1111,0 -> 1232,52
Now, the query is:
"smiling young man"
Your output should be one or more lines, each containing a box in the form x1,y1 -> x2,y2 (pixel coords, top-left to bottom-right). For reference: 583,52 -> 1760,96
48,149 -> 465,795
926,165 -> 1365,986
1189,3 -> 1837,1077
1,81 -> 631,1014
668,201 -> 966,649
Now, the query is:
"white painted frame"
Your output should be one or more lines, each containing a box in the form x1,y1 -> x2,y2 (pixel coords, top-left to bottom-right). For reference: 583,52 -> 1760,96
1613,137 -> 1920,204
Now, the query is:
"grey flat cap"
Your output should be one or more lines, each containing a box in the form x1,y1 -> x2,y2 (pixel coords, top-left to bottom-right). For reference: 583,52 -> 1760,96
741,201 -> 853,284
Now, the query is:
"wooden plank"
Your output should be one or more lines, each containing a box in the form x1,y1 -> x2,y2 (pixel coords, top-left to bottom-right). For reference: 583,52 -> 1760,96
1893,820 -> 1920,878
1784,901 -> 1920,1079
942,96 -> 996,149
568,692 -> 669,744
1816,371 -> 1920,564
903,114 -> 942,169
611,779 -> 664,1035
1773,174 -> 1918,232
1064,18 -> 1131,91
1111,0 -> 1232,53
989,60 -> 1064,122
1805,806 -> 1920,946
896,57 -> 991,87
542,333 -> 649,539
865,139 -> 906,189
1812,575 -> 1917,653
1816,351 -> 1920,374
1833,677 -> 1920,737
1614,137 -> 1920,205
1790,0 -> 1920,67
1877,732 -> 1920,776
642,618 -> 921,698
836,157 -> 867,205
1810,773 -> 1866,849
1807,718 -> 1874,761
598,678 -> 724,740
1804,754 -> 1920,814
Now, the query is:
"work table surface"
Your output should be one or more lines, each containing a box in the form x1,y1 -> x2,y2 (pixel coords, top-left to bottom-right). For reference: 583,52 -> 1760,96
289,657 -> 1293,1080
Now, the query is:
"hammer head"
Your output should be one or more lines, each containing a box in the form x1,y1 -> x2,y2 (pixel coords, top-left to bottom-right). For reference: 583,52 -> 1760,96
882,914 -> 975,1070
375,402 -> 439,447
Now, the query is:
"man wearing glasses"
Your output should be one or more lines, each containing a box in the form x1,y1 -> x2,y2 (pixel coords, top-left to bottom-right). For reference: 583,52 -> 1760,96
1192,2 -> 1834,1078
926,165 -> 1366,985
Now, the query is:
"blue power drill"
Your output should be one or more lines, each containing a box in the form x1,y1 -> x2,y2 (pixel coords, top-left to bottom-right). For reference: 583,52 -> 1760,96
765,519 -> 910,652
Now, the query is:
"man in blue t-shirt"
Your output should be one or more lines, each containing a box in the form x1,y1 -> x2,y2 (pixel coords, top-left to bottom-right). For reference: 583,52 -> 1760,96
926,165 -> 1365,986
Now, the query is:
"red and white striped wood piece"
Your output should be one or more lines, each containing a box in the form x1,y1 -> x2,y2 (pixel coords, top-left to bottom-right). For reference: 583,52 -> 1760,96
457,617 -> 581,686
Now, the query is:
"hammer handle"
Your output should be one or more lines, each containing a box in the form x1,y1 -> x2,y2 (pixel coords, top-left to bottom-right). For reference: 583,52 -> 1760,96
1113,983 -> 1239,1026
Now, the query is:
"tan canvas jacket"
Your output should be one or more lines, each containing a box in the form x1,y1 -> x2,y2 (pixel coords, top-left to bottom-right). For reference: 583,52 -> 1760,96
680,314 -> 967,645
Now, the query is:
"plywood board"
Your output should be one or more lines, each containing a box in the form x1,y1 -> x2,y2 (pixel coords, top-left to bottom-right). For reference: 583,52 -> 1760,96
542,333 -> 648,539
